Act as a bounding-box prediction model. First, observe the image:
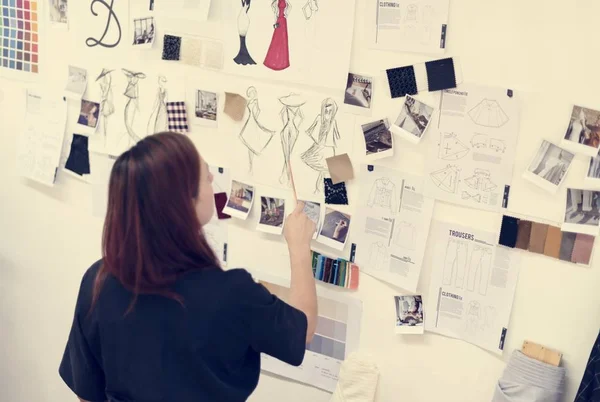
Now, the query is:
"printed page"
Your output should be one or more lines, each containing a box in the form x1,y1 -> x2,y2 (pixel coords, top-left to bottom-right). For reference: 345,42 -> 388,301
424,84 -> 520,211
425,221 -> 521,355
353,165 -> 434,292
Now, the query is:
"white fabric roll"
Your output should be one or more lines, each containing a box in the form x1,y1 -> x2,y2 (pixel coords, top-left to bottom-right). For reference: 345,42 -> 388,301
330,352 -> 379,402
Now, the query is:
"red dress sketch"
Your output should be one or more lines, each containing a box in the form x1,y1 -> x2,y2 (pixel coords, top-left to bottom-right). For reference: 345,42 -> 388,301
264,0 -> 290,71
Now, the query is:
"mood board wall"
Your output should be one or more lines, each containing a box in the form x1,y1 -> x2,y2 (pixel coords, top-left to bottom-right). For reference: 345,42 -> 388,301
1,1 -> 599,401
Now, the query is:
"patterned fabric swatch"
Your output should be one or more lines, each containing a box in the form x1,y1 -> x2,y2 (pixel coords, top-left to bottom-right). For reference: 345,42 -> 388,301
162,35 -> 182,61
425,57 -> 456,92
386,65 -> 418,98
166,101 -> 189,133
324,178 -> 349,205
65,134 -> 90,176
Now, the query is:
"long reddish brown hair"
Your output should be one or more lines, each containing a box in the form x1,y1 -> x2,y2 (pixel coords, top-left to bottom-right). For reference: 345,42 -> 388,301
92,132 -> 219,312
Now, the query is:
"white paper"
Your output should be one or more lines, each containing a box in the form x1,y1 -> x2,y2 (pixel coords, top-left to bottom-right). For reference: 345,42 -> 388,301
251,270 -> 362,393
361,119 -> 394,161
223,179 -> 255,220
425,221 -> 521,355
317,207 -> 351,251
395,295 -> 424,334
523,140 -> 574,194
560,105 -> 600,158
424,84 -> 520,211
562,188 -> 600,236
65,66 -> 88,99
209,165 -> 230,195
16,91 -> 67,186
257,196 -> 286,235
370,0 -> 449,54
390,95 -> 434,144
353,165 -> 434,292
155,0 -> 211,22
90,152 -> 116,218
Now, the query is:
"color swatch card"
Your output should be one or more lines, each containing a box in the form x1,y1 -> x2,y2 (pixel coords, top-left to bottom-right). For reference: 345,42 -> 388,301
311,251 -> 360,290
251,271 -> 362,393
0,0 -> 39,75
423,84 -> 520,211
523,140 -> 574,194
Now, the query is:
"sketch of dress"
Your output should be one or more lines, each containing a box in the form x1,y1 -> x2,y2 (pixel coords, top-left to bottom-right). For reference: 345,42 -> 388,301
278,93 -> 305,185
430,165 -> 459,193
367,177 -> 397,212
264,0 -> 290,71
239,87 -> 275,173
234,0 -> 256,65
467,246 -> 492,296
468,99 -> 509,128
122,69 -> 147,144
96,68 -> 115,147
300,98 -> 340,193
147,75 -> 168,135
369,242 -> 387,271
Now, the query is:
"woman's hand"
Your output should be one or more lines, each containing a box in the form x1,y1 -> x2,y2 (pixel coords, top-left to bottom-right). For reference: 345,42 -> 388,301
284,202 -> 315,252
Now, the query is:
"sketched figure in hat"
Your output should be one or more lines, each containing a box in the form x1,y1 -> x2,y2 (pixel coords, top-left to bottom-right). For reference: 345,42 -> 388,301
96,68 -> 115,147
147,75 -> 168,135
278,93 -> 305,185
122,68 -> 147,144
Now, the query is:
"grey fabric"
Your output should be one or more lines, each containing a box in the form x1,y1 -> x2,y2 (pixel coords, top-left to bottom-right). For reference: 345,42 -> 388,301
492,351 -> 565,402
559,231 -> 577,261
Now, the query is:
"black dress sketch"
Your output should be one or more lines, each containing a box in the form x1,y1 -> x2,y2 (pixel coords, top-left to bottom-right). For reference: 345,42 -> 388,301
278,93 -> 306,185
238,87 -> 275,173
96,68 -> 115,147
122,69 -> 147,144
233,0 -> 256,65
301,98 -> 340,193
147,75 -> 168,135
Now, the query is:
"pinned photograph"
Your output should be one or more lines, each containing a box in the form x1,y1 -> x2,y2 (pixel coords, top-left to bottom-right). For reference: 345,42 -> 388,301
132,17 -> 156,48
362,119 -> 394,161
391,95 -> 434,144
562,189 -> 600,236
343,73 -> 373,114
523,140 -> 574,193
585,155 -> 600,187
223,180 -> 255,220
77,99 -> 101,132
317,208 -> 351,251
257,197 -> 286,235
301,200 -> 321,238
561,105 -> 600,157
195,90 -> 218,126
65,65 -> 87,99
49,0 -> 68,25
394,295 -> 424,334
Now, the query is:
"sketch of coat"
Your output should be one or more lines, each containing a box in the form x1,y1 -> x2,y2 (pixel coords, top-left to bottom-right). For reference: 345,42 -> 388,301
367,178 -> 397,212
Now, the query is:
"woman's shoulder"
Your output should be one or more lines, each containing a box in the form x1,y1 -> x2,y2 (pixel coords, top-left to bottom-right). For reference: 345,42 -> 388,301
182,268 -> 256,290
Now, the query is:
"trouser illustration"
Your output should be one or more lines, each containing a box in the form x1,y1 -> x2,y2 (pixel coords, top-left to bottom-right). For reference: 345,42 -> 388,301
443,239 -> 468,288
467,246 -> 492,295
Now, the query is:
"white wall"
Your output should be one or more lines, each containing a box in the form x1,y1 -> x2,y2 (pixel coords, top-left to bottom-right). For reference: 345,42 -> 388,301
1,0 -> 599,401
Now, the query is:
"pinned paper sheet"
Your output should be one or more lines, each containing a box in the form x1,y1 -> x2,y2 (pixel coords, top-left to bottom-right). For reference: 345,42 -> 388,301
224,92 -> 247,122
326,153 -> 354,185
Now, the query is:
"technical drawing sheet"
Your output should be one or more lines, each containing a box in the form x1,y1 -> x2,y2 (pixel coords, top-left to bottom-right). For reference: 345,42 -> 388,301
352,165 -> 434,292
425,221 -> 521,355
423,84 -> 520,211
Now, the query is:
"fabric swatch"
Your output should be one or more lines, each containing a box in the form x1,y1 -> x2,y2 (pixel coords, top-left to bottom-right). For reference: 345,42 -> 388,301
214,192 -> 230,220
324,178 -> 349,205
65,134 -> 90,176
499,215 -> 519,248
515,220 -> 532,250
223,93 -> 247,122
425,57 -> 456,92
180,37 -> 203,67
162,35 -> 182,61
528,223 -> 549,254
572,234 -> 595,265
386,65 -> 418,98
166,101 -> 189,133
543,226 -> 562,259
559,231 -> 577,262
326,153 -> 354,185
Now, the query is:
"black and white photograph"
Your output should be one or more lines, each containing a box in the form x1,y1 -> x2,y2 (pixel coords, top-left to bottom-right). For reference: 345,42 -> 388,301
392,95 -> 434,143
562,188 -> 600,235
524,140 -> 574,193
195,90 -> 218,124
361,119 -> 394,160
65,65 -> 87,99
586,155 -> 600,183
49,0 -> 68,24
301,200 -> 321,238
132,17 -> 156,47
344,73 -> 373,110
561,105 -> 600,157
223,180 -> 254,220
394,295 -> 424,334
257,197 -> 286,234
77,99 -> 101,130
317,208 -> 351,251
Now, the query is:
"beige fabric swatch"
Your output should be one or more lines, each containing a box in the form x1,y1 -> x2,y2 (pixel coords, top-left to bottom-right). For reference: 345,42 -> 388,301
224,93 -> 247,122
180,37 -> 203,67
326,153 -> 354,185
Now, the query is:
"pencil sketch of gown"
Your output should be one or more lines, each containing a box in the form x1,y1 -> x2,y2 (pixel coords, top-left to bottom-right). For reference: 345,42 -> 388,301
96,68 -> 115,147
147,75 -> 168,135
238,87 -> 275,173
278,93 -> 305,185
122,68 -> 147,144
300,98 -> 340,193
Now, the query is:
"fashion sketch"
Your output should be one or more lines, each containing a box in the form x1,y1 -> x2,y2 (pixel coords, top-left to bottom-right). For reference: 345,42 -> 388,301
302,0 -> 318,19
238,87 -> 275,173
264,0 -> 291,71
96,68 -> 115,147
367,177 -> 398,213
122,69 -> 147,144
147,75 -> 168,135
234,0 -> 256,65
278,93 -> 305,185
300,98 -> 340,193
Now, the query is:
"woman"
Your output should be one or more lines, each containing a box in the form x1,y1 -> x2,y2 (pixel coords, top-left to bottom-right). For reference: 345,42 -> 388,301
264,0 -> 291,71
234,0 -> 256,65
59,132 -> 317,402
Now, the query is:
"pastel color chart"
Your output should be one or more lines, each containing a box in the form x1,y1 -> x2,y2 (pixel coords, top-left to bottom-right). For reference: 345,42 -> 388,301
0,0 -> 39,73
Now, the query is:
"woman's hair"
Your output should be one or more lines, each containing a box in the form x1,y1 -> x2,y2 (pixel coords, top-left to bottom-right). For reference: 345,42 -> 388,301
92,132 -> 219,313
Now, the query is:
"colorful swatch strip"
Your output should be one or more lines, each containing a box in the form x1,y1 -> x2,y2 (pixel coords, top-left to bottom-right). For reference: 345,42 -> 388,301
311,251 -> 359,290
0,0 -> 39,73
499,215 -> 595,265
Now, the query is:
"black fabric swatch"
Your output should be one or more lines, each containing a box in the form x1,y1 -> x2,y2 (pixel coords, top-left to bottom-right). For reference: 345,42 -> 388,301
324,178 -> 348,205
65,134 -> 90,176
425,57 -> 456,92
162,35 -> 181,61
386,65 -> 418,98
498,215 -> 519,248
